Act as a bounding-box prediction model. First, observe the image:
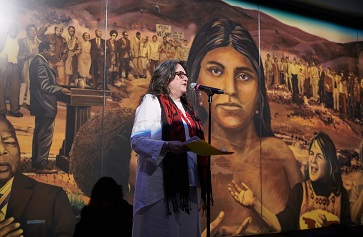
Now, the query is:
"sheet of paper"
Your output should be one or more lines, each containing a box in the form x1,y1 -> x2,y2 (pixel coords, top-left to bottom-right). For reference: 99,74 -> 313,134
183,137 -> 234,156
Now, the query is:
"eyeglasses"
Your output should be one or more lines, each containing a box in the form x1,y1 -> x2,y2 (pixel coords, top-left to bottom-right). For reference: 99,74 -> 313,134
175,71 -> 188,79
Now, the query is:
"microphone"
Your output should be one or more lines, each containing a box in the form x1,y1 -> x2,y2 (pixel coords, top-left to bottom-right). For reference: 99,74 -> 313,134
189,83 -> 224,94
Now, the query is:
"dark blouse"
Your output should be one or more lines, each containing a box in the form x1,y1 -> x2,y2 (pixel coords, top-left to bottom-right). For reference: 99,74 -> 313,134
276,181 -> 352,232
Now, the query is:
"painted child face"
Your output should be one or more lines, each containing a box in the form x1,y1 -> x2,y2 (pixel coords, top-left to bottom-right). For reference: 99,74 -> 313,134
308,140 -> 328,182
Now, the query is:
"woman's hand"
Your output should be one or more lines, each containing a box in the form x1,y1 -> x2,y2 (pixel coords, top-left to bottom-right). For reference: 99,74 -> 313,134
168,141 -> 190,154
228,180 -> 255,207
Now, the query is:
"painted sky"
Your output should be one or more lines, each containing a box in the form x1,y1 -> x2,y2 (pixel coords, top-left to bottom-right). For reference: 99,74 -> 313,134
225,0 -> 362,43
0,0 -> 361,43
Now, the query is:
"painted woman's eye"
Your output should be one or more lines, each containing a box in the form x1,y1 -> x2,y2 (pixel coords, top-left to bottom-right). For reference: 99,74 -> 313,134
209,67 -> 222,76
237,73 -> 251,81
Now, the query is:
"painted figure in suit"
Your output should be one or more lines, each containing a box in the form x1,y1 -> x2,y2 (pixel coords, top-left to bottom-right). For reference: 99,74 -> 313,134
130,31 -> 142,78
318,65 -> 326,105
324,68 -> 334,109
264,53 -> 273,86
117,31 -> 131,80
106,30 -> 119,86
65,26 -> 81,86
18,24 -> 41,109
89,29 -> 106,89
29,41 -> 70,174
37,23 -> 68,86
0,116 -> 76,237
0,23 -> 22,118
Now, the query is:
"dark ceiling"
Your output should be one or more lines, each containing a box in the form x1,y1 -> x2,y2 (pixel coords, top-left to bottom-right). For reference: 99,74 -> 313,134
241,0 -> 363,30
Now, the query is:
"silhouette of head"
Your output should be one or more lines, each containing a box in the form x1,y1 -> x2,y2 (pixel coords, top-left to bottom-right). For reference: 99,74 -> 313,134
90,176 -> 123,204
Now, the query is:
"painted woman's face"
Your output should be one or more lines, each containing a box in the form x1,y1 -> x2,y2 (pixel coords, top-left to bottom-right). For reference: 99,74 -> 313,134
83,33 -> 90,41
198,46 -> 258,129
308,141 -> 328,182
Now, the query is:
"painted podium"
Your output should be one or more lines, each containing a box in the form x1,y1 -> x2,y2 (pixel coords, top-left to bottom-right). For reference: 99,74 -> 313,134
56,88 -> 111,172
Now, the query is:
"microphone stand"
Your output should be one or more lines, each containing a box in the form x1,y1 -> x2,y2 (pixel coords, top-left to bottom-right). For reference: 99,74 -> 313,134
206,90 -> 215,237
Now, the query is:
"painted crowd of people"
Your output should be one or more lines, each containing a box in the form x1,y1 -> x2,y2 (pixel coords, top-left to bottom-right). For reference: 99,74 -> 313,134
0,22 -> 191,118
265,55 -> 362,122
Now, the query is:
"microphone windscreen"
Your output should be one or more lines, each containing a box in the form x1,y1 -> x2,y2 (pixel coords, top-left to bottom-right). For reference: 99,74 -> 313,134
189,83 -> 197,90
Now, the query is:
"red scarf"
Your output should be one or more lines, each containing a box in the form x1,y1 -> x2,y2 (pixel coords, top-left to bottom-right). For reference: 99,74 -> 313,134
158,94 -> 209,215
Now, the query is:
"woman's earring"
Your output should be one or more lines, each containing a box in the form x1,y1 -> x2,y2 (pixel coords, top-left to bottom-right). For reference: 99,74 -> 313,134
198,92 -> 203,106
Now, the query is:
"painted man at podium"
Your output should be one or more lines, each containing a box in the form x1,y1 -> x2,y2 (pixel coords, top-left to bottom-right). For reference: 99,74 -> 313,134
29,41 -> 70,174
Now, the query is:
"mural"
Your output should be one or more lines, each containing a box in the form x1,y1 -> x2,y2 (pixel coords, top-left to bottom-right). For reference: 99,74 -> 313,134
0,0 -> 362,236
